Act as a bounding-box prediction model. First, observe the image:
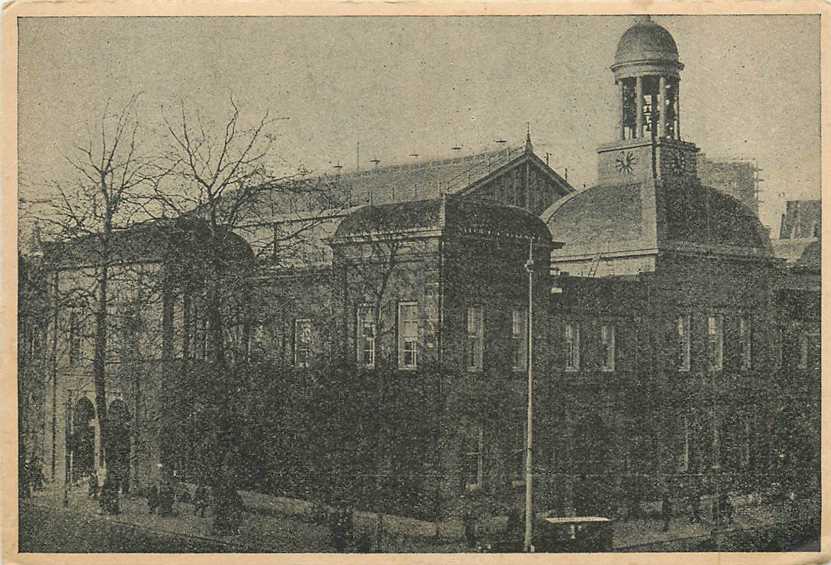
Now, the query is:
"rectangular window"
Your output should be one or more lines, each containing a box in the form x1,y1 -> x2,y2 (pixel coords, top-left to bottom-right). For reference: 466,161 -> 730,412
511,309 -> 527,371
294,319 -> 312,367
463,425 -> 484,490
601,324 -> 616,372
707,314 -> 723,371
676,315 -> 691,372
740,316 -> 752,370
398,302 -> 418,369
424,280 -> 439,351
466,306 -> 484,371
356,305 -> 376,368
565,322 -> 580,372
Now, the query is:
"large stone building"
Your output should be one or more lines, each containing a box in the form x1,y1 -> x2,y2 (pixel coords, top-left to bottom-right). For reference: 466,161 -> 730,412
23,16 -> 819,527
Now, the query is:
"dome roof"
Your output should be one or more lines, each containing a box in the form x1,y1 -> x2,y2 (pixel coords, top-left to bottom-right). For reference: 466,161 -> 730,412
614,16 -> 679,66
544,180 -> 771,257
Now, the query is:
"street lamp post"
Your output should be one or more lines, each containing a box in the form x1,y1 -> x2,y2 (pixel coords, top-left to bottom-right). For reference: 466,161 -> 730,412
524,238 -> 535,553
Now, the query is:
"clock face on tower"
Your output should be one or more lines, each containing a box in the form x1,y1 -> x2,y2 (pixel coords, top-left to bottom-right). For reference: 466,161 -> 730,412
615,151 -> 637,174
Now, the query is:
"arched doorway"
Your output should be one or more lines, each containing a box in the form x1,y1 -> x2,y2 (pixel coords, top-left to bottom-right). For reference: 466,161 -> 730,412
107,399 -> 131,493
72,397 -> 96,480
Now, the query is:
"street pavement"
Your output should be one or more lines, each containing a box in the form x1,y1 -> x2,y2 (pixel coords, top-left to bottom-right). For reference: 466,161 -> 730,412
21,482 -> 465,552
19,482 -> 818,553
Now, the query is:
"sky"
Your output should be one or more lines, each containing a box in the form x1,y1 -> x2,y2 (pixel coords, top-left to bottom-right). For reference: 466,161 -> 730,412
17,15 -> 821,235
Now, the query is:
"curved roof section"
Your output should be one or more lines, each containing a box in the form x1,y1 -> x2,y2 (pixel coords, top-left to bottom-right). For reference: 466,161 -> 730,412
334,197 -> 551,243
544,180 -> 771,256
44,216 -> 254,269
614,17 -> 679,65
664,184 -> 770,252
544,183 -> 644,249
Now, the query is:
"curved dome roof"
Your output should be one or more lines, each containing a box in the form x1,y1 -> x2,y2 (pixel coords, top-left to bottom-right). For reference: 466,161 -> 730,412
545,180 -> 771,256
614,16 -> 679,66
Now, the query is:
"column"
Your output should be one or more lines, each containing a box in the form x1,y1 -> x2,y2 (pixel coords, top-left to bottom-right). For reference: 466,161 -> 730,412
617,80 -> 625,140
675,81 -> 681,140
658,76 -> 667,139
635,77 -> 644,139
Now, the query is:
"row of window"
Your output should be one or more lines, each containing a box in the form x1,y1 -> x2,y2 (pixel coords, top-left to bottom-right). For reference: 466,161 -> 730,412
353,303 -> 529,371
294,310 -> 814,372
463,412 -> 757,491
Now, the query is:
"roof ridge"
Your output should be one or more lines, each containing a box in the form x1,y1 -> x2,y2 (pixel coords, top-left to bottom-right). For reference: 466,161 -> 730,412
315,145 -> 524,181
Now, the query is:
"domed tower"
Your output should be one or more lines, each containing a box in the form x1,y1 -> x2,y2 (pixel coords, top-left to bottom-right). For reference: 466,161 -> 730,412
598,16 -> 698,185
545,16 -> 771,277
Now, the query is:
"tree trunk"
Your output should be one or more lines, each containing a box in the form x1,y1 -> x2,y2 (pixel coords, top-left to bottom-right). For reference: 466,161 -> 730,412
94,261 -> 109,474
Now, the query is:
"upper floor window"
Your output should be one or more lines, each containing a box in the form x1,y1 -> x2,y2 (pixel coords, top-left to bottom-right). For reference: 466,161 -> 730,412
707,314 -> 723,371
601,324 -> 616,372
739,316 -> 752,370
398,302 -> 418,370
294,319 -> 312,367
511,309 -> 527,372
466,305 -> 484,372
676,314 -> 691,372
565,322 -> 580,372
357,305 -> 375,369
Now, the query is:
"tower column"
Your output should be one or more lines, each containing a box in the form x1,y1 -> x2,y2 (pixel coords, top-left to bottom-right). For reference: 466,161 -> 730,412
635,76 -> 644,138
675,81 -> 681,139
658,76 -> 667,138
617,80 -> 625,140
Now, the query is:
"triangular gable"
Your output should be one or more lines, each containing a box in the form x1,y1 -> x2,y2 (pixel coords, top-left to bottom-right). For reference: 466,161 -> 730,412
455,150 -> 576,216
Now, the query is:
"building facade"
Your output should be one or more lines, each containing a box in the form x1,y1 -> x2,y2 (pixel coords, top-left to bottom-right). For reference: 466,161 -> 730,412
23,16 -> 819,526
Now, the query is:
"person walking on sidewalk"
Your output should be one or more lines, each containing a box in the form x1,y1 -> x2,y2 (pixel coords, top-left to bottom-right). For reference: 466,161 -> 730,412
688,488 -> 702,524
88,472 -> 99,499
331,507 -> 348,552
463,511 -> 479,550
147,484 -> 159,514
193,482 -> 209,517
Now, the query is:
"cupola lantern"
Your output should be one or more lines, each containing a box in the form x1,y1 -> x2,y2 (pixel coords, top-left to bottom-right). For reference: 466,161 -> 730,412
612,15 -> 684,141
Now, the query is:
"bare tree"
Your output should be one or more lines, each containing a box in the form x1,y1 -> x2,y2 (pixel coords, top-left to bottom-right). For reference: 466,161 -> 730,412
34,94 -> 157,510
153,98 -> 344,529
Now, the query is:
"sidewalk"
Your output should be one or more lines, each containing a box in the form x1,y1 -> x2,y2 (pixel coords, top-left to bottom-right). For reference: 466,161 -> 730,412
29,482 -> 334,552
28,482 -> 466,552
28,481 -> 817,553
612,496 -> 819,550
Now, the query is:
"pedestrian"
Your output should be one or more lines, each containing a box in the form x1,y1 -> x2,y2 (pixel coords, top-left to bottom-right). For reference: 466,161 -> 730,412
719,493 -> 733,525
346,507 -> 355,548
229,488 -> 244,535
506,505 -> 522,539
88,471 -> 99,499
661,491 -> 673,532
689,491 -> 701,524
193,482 -> 209,517
331,507 -> 347,552
147,484 -> 159,514
463,510 -> 479,549
356,529 -> 372,553
178,483 -> 192,505
158,480 -> 175,516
